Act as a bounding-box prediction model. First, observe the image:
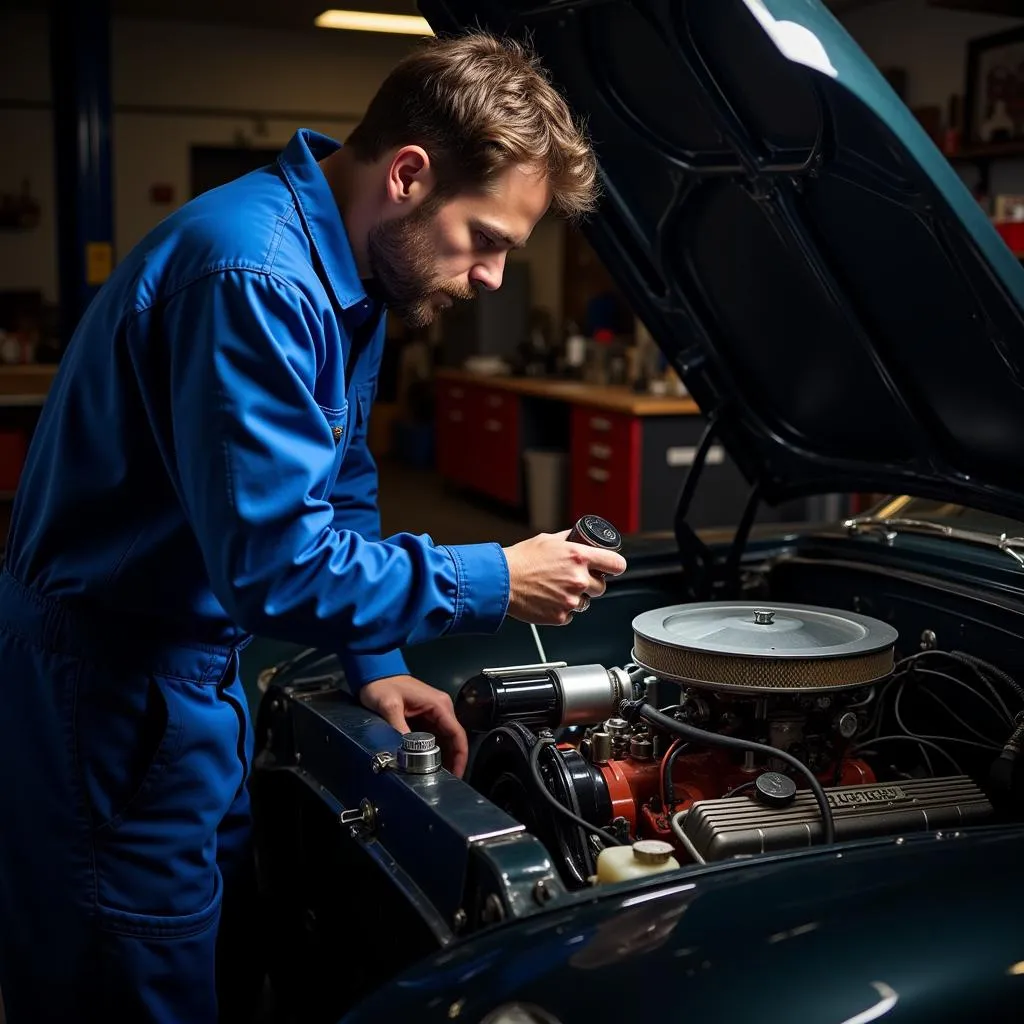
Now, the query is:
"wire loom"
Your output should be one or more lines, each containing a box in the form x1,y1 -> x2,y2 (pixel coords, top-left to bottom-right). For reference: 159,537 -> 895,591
853,649 -> 1024,780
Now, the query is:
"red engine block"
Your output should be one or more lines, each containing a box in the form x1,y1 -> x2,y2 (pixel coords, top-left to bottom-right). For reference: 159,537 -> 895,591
594,747 -> 876,859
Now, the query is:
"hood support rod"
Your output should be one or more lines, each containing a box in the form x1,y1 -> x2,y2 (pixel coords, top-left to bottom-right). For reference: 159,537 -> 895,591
674,413 -> 720,601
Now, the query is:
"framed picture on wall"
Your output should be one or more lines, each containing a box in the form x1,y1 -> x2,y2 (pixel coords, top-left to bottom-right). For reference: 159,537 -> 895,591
964,25 -> 1024,148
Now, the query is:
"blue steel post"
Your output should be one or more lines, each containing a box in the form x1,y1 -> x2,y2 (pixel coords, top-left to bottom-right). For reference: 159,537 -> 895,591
50,0 -> 114,348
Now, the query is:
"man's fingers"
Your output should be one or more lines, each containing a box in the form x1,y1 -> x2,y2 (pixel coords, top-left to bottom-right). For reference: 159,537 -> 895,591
426,699 -> 469,778
450,739 -> 468,779
588,549 -> 627,577
360,678 -> 470,776
377,696 -> 410,735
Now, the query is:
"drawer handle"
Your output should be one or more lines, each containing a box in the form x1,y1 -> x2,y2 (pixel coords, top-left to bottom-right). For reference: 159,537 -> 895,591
449,387 -> 465,399
486,395 -> 504,408
587,467 -> 610,483
665,444 -> 725,467
589,443 -> 611,460
448,410 -> 464,423
589,416 -> 612,432
484,419 -> 502,432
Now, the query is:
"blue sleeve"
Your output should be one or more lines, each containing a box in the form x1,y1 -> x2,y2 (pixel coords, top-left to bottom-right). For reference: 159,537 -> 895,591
329,375 -> 412,691
162,269 -> 510,653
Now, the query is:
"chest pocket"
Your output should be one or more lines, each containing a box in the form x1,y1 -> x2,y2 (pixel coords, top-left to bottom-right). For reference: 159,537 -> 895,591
316,382 -> 375,500
316,399 -> 352,500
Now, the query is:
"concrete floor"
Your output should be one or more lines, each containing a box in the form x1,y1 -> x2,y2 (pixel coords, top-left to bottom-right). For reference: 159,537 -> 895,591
377,456 -> 533,547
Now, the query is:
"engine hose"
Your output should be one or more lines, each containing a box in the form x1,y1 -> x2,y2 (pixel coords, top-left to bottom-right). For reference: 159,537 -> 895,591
663,741 -> 690,811
950,651 -> 1024,710
529,737 -> 625,849
622,700 -> 837,845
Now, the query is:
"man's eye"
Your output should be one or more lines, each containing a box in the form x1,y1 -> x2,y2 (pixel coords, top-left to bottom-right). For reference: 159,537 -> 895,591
475,232 -> 494,250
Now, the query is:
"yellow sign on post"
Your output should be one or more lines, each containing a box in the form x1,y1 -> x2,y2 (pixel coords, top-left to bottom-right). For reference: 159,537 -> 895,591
85,242 -> 113,286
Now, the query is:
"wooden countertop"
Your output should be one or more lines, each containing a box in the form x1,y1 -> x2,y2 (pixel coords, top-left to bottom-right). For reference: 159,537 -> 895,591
436,368 -> 700,416
0,364 -> 59,406
0,364 -> 701,417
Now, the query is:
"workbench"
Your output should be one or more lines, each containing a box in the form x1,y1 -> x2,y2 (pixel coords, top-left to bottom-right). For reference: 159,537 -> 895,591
0,364 -> 58,498
0,365 -> 772,534
0,364 -> 58,407
433,369 -> 756,534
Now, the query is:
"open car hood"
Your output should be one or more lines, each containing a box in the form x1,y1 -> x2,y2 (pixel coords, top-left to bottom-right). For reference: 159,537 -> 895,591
419,0 -> 1024,521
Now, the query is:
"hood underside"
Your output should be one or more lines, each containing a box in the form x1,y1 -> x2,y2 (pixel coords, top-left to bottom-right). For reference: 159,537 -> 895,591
419,0 -> 1024,521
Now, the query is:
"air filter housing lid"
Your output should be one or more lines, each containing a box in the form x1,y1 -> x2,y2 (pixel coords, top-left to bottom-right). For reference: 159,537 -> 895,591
631,602 -> 898,694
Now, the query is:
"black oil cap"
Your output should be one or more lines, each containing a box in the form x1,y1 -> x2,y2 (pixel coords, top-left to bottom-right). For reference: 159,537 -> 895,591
754,771 -> 798,808
568,515 -> 622,551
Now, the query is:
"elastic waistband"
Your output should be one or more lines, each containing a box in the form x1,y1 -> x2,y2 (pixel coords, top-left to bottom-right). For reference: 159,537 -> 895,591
0,568 -> 245,681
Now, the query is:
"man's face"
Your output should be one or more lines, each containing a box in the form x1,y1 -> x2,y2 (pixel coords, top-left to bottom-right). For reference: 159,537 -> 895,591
367,161 -> 551,328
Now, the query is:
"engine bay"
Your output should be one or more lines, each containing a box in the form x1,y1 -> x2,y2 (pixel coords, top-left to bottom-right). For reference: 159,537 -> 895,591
453,599 -> 1022,889
250,549 -> 1024,1020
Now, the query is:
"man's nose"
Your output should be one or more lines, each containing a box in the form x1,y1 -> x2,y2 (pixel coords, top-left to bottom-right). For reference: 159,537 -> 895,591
468,253 -> 506,292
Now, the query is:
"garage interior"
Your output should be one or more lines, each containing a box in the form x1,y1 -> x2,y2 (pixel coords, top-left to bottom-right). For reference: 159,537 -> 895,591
3,0 -> 1024,1021
2,0 -> 1023,553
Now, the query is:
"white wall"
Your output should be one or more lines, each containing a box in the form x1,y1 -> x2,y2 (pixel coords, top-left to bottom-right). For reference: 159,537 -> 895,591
108,17 -> 416,260
839,0 -> 1024,195
0,11 -> 567,326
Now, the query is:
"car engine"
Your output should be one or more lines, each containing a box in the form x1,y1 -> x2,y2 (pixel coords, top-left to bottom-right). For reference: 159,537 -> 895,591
453,598 -> 1005,888
249,516 -> 1024,1020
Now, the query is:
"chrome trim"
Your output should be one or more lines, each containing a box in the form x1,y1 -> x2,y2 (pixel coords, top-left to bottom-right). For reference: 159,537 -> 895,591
844,514 -> 1024,567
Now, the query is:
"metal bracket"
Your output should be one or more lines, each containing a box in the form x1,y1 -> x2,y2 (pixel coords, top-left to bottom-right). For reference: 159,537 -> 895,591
339,797 -> 379,833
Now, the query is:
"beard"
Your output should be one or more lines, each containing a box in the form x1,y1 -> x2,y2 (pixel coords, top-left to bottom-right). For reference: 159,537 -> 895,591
366,202 -> 476,328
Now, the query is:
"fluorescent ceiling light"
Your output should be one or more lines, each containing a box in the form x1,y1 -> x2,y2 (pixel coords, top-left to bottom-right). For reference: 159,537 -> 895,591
314,10 -> 435,35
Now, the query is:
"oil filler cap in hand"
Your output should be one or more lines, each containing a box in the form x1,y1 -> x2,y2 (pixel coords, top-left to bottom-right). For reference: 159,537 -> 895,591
567,515 -> 622,552
754,771 -> 798,808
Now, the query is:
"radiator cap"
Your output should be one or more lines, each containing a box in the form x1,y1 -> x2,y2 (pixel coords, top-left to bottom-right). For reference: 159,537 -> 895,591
397,731 -> 442,774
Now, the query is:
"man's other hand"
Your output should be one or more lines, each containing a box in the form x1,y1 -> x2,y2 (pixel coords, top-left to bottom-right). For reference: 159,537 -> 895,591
358,675 -> 469,778
502,529 -> 627,626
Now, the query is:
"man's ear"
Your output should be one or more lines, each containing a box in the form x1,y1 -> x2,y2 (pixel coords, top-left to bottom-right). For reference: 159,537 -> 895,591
385,146 -> 435,208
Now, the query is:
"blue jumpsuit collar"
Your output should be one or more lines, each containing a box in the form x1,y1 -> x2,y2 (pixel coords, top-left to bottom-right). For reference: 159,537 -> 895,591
277,129 -> 367,312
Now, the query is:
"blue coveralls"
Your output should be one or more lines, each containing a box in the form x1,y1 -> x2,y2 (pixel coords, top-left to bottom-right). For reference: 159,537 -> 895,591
0,129 -> 510,1022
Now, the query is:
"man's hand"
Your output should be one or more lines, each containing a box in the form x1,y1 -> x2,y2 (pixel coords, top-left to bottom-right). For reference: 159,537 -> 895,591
358,675 -> 469,778
502,530 -> 627,626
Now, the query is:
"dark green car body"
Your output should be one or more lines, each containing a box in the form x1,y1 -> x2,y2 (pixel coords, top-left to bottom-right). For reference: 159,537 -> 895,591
341,823 -> 1024,1024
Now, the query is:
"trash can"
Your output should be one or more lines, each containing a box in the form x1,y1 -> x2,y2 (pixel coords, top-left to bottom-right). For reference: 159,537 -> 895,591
524,449 -> 568,533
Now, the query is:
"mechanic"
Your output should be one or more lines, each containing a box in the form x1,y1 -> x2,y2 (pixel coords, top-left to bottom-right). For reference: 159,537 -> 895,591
0,29 -> 627,1024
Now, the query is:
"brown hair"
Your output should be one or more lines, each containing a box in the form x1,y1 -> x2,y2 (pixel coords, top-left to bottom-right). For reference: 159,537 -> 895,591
345,30 -> 599,220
